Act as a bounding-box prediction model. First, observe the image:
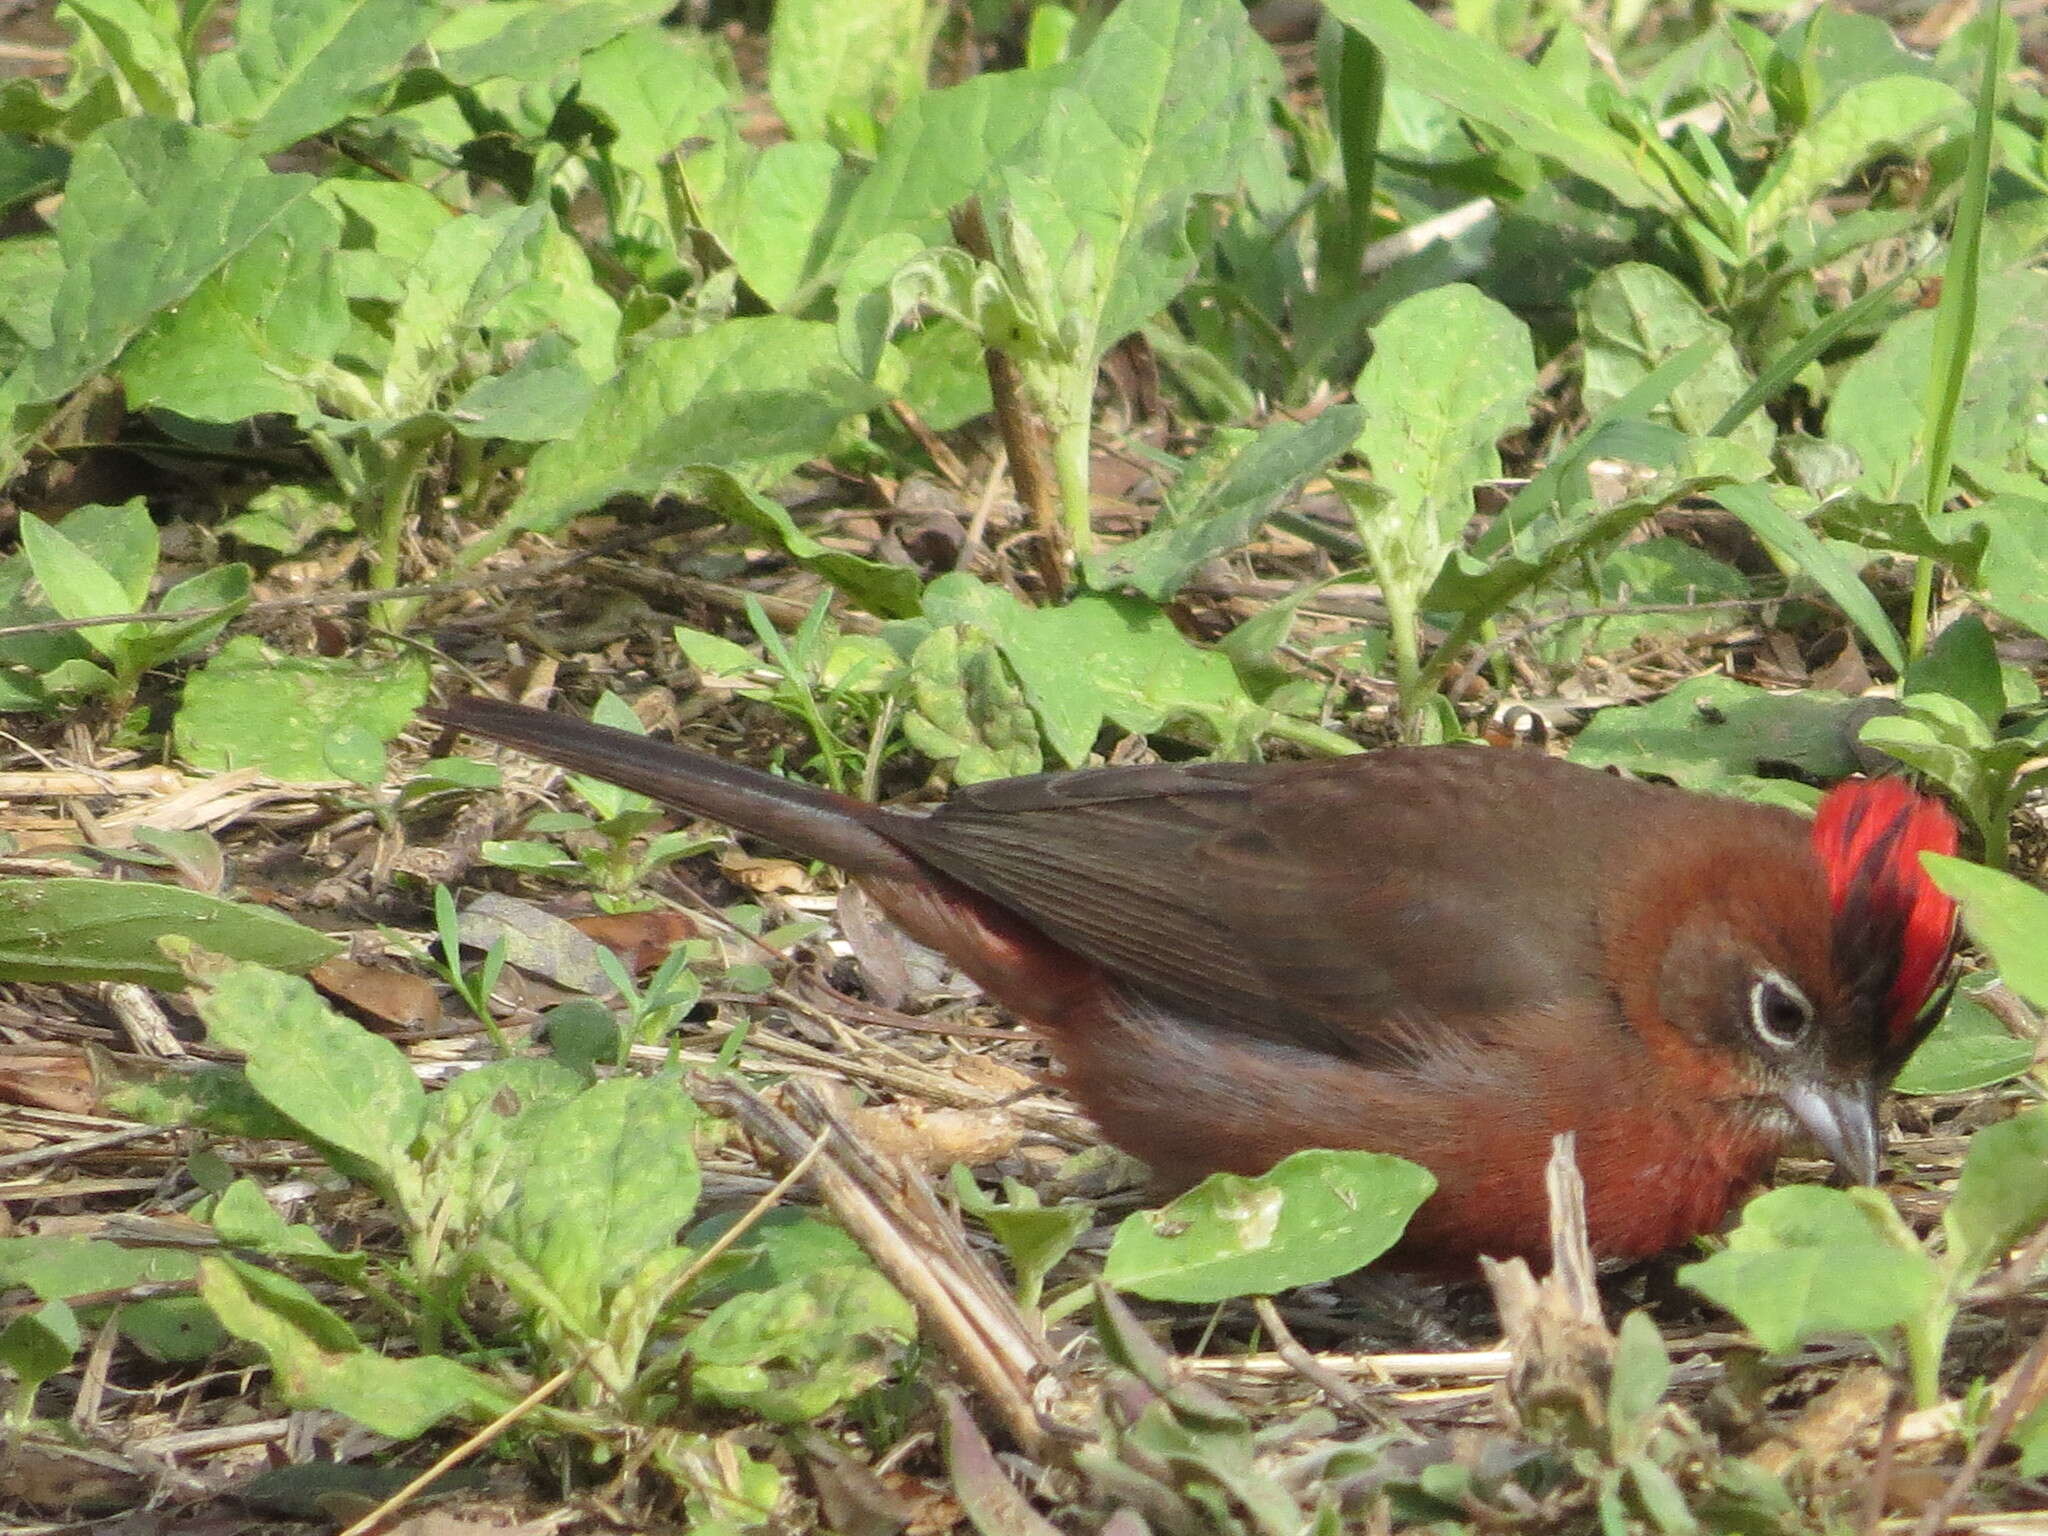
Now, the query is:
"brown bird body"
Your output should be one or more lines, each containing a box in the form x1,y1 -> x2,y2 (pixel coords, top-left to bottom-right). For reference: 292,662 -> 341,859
430,696 -> 1959,1272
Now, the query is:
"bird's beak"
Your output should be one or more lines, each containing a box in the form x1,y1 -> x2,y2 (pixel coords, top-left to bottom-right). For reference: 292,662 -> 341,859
1780,1082 -> 1882,1185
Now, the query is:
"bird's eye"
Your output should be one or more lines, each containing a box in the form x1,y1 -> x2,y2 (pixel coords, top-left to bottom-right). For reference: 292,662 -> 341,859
1748,971 -> 1813,1048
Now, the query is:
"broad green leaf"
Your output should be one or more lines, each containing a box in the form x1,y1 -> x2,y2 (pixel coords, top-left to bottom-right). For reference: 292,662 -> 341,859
831,0 -> 1275,344
449,333 -> 598,443
902,625 -> 1042,782
174,637 -> 428,785
508,317 -> 891,534
15,120 -> 311,403
18,512 -> 141,661
0,1236 -> 197,1298
426,0 -> 671,87
382,203 -> 549,417
199,1256 -> 504,1436
1828,269 -> 2048,502
122,195 -> 346,421
62,0 -> 192,120
769,0 -> 933,144
492,1075 -> 701,1330
690,469 -> 923,619
187,961 -> 423,1185
0,878 -> 337,987
700,139 -> 844,311
689,1266 -> 916,1425
1355,284 -> 1536,548
576,24 -> 730,186
1893,991 -> 2036,1095
1083,406 -> 1364,600
1904,614 -> 2004,725
1580,264 -> 1771,460
1678,1186 -> 1941,1355
1322,0 -> 1668,208
1941,1106 -> 2048,1278
195,0 -> 442,156
911,574 -> 1292,765
1925,855 -> 2048,1007
0,1299 -> 79,1413
1745,76 -> 1966,243
0,231 -> 60,356
1102,1149 -> 1435,1303
1972,497 -> 2048,642
1567,675 -> 1861,802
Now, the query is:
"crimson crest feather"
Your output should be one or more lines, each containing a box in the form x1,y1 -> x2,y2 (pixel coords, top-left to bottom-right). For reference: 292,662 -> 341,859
1813,777 -> 1961,1069
429,695 -> 1964,1272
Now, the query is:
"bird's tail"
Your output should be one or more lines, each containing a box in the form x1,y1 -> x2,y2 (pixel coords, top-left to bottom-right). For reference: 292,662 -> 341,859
426,696 -> 922,881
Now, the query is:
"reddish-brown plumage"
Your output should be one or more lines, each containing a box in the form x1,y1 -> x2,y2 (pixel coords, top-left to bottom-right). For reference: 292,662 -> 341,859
428,696 -> 1961,1272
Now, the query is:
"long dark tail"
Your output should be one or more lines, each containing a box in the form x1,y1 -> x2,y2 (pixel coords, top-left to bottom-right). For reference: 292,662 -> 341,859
426,696 -> 922,880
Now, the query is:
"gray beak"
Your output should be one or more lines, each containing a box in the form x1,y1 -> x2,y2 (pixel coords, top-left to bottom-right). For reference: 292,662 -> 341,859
1780,1082 -> 1882,1185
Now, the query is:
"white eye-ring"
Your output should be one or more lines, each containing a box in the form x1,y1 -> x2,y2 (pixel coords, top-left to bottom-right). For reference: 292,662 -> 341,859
1749,970 -> 1813,1049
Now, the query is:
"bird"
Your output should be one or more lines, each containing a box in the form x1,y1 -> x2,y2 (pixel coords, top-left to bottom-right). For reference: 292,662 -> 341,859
426,694 -> 1961,1271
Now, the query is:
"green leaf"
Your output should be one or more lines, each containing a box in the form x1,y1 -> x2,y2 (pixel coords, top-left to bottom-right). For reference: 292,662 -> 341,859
174,637 -> 428,785
1083,407 -> 1364,600
122,195 -> 346,422
0,878 -> 336,987
199,1255 -> 503,1436
1355,284 -> 1537,551
0,1235 -> 197,1298
1101,1149 -> 1435,1303
1714,480 -> 1906,673
1925,855 -> 2048,1008
62,0 -> 192,119
492,1074 -> 701,1331
1905,615 -> 2005,725
1828,269 -> 2048,502
1745,76 -> 1966,243
689,1266 -> 916,1425
18,512 -> 142,662
1678,1185 -> 1941,1356
1566,675 -> 1861,803
1941,1106 -> 2048,1279
911,575 -> 1299,765
830,0 -> 1275,346
0,1299 -> 79,1414
187,960 -> 424,1190
508,317 -> 891,534
1893,990 -> 2035,1095
1580,264 -> 1772,461
901,625 -> 1043,783
952,1168 -> 1092,1308
1608,1311 -> 1672,1456
1321,0 -> 1668,208
689,469 -> 923,619
426,0 -> 671,87
380,202 -> 549,418
194,0 -> 443,156
14,119 -> 312,404
769,0 -> 932,145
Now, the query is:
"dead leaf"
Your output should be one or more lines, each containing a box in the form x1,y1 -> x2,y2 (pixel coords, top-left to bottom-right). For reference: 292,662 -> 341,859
849,1103 -> 1025,1173
718,847 -> 816,894
310,958 -> 443,1031
570,910 -> 697,974
0,1043 -> 97,1114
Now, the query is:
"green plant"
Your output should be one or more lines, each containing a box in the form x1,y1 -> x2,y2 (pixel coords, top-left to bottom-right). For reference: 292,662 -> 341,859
0,499 -> 247,715
479,691 -> 722,902
1684,855 -> 2048,1415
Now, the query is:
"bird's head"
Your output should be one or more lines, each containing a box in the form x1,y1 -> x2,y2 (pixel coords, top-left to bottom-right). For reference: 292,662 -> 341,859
1634,777 -> 1959,1184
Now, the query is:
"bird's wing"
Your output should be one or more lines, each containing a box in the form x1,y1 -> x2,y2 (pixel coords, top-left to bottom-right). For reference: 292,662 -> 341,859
887,750 -> 1646,1068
